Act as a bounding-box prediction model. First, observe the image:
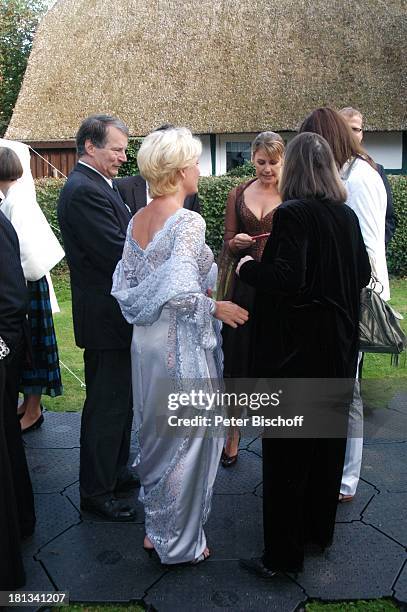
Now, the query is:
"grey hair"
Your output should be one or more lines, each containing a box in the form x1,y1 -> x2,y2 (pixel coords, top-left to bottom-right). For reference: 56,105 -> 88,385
338,107 -> 363,121
76,114 -> 129,156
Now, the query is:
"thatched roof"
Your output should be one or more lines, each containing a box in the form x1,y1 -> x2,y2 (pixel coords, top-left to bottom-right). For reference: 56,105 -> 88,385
6,0 -> 407,140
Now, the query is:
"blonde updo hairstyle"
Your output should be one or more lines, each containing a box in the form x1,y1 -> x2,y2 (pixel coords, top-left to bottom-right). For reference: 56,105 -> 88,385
137,127 -> 202,198
251,131 -> 285,163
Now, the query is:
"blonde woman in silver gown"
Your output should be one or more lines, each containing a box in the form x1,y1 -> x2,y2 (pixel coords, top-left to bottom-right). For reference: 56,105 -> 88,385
112,127 -> 248,565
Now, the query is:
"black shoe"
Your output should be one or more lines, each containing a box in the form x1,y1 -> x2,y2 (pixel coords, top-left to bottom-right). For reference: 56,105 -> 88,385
221,432 -> 241,467
80,497 -> 137,522
221,448 -> 238,467
21,413 -> 44,434
239,558 -> 278,579
115,474 -> 141,493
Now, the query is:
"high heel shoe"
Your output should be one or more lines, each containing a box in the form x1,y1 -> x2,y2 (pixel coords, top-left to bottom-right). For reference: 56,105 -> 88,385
221,433 -> 241,468
21,412 -> 44,434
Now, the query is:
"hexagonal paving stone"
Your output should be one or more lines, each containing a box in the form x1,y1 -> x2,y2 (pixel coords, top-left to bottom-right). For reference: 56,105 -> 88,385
246,436 -> 262,457
388,392 -> 407,416
37,522 -> 165,602
25,448 -> 80,493
16,556 -> 56,612
335,479 -> 377,522
364,405 -> 407,443
205,494 -> 263,559
22,493 -> 80,556
145,560 -> 305,612
63,481 -> 145,525
394,561 -> 407,604
296,523 -> 405,599
362,491 -> 407,546
22,410 -> 81,449
214,450 -> 261,494
361,443 -> 407,492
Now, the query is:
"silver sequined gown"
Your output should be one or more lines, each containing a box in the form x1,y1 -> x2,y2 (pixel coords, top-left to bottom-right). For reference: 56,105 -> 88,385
112,209 -> 224,564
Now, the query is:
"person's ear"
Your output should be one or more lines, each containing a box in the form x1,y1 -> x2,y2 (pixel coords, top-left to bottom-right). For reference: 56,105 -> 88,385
84,139 -> 95,157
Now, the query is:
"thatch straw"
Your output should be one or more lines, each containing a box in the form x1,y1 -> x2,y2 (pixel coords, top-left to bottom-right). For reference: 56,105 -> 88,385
6,0 -> 406,140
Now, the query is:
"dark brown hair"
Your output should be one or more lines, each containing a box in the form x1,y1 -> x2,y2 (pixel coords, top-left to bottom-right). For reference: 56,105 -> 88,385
298,107 -> 375,170
0,147 -> 23,181
279,132 -> 347,204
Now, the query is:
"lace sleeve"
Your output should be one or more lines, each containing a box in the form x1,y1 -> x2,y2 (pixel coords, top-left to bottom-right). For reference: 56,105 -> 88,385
0,336 -> 10,360
216,187 -> 240,300
166,214 -> 216,322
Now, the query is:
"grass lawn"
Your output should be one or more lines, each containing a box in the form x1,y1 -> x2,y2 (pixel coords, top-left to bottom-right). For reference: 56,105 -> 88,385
362,277 -> 407,407
47,274 -> 85,412
306,599 -> 399,611
48,275 -> 406,414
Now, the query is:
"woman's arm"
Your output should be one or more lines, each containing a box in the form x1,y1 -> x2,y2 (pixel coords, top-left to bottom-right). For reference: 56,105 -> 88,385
238,206 -> 307,295
223,187 -> 254,254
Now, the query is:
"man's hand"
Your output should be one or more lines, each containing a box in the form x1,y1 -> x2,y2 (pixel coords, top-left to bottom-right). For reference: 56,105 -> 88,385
214,301 -> 249,328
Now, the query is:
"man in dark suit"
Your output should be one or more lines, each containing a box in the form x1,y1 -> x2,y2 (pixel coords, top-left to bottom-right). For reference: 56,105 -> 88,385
58,115 -> 138,521
115,174 -> 200,215
115,124 -> 201,214
339,107 -> 396,245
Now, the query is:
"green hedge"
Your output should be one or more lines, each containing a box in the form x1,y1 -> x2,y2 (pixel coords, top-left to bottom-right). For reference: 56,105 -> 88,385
35,174 -> 407,275
387,175 -> 407,276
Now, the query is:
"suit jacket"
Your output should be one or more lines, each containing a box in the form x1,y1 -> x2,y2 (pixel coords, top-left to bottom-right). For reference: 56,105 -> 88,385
0,211 -> 28,353
57,163 -> 132,350
376,164 -> 396,246
115,175 -> 201,215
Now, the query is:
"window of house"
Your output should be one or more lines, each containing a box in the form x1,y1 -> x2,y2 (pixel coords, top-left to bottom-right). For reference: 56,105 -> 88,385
226,141 -> 252,171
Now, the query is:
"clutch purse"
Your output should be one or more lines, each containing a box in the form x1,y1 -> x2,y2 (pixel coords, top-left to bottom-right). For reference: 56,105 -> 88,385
359,278 -> 406,363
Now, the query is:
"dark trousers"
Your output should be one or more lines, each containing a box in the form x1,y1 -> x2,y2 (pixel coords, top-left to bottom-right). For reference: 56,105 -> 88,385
0,361 -> 26,589
80,348 -> 133,500
262,437 -> 346,572
3,341 -> 36,539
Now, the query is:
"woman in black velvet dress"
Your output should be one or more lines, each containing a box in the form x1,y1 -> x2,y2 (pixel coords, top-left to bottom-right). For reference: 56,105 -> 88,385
237,133 -> 371,577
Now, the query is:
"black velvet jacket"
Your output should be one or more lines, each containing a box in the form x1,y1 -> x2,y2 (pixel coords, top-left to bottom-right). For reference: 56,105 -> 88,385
239,198 -> 371,378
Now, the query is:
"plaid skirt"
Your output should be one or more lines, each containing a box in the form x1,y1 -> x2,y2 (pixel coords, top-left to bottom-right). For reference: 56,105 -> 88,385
20,276 -> 63,397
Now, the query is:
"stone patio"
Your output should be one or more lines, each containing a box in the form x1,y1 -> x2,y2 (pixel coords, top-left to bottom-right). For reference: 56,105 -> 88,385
18,392 -> 407,611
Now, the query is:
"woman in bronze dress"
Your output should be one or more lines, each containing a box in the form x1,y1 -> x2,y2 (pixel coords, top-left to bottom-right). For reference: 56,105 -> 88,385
218,132 -> 285,466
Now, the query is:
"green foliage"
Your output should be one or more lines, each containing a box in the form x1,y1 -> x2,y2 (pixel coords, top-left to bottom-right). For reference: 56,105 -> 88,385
35,175 -> 407,272
306,599 -> 399,611
118,138 -> 142,177
35,177 -> 67,274
387,175 -> 407,277
227,160 -> 256,178
198,174 -> 252,256
0,0 -> 47,135
35,177 -> 64,243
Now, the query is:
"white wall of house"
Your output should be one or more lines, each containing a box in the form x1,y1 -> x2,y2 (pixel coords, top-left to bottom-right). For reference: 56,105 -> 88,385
363,132 -> 403,170
197,131 -> 404,176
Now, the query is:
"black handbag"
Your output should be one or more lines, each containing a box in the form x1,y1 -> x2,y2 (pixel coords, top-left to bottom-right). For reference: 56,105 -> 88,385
359,279 -> 407,363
